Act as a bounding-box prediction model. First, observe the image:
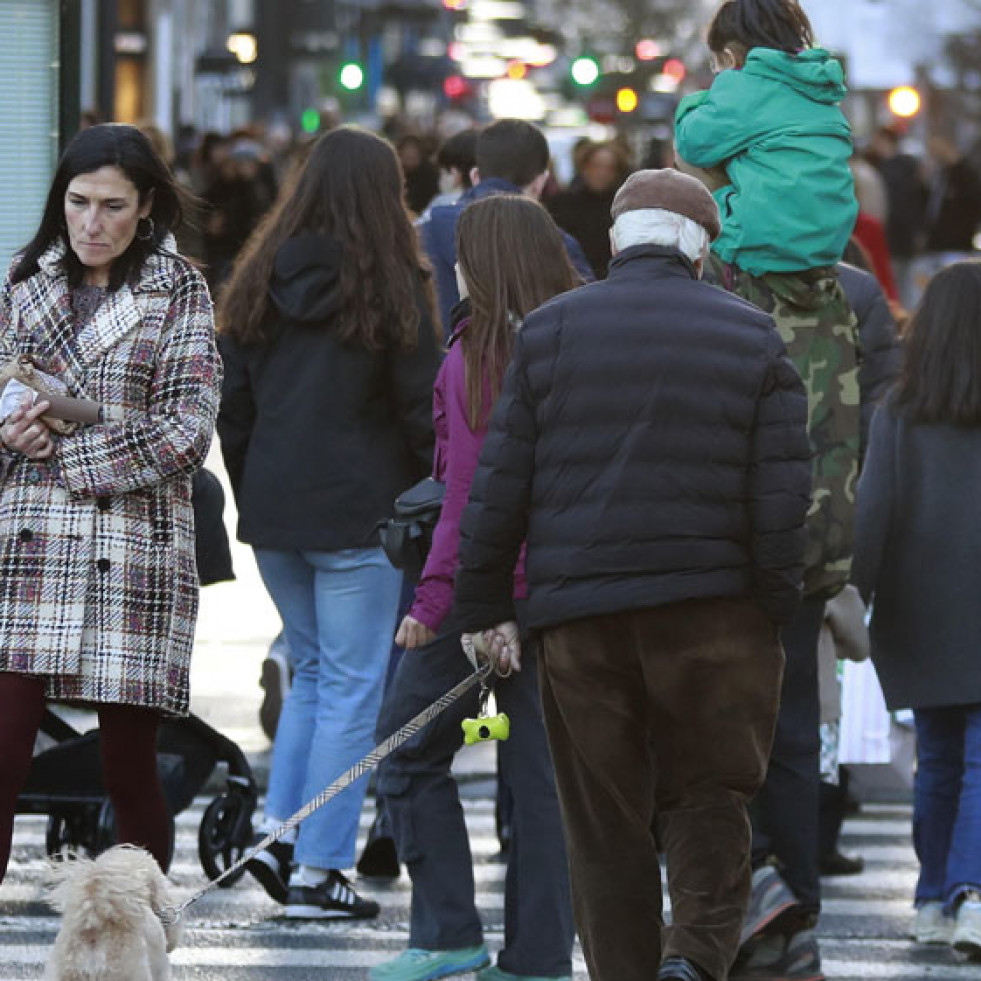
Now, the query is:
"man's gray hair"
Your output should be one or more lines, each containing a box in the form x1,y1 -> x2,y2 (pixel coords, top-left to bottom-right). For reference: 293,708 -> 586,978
611,208 -> 710,265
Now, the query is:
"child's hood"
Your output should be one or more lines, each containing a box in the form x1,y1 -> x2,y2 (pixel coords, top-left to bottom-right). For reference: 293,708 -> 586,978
745,47 -> 847,104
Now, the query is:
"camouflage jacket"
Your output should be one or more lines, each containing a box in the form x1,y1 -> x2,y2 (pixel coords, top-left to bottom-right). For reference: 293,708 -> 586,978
715,259 -> 861,598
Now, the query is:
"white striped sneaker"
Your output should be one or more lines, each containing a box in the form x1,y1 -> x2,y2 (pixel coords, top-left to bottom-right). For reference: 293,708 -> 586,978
285,869 -> 380,919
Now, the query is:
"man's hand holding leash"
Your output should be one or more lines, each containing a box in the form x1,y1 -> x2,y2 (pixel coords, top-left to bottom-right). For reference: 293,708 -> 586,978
461,621 -> 521,676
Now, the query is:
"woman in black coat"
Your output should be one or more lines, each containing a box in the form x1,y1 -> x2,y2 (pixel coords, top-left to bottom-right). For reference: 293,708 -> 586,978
217,127 -> 441,921
853,261 -> 981,955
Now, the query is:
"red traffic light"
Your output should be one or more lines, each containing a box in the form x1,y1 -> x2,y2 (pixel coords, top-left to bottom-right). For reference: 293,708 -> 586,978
662,58 -> 686,84
443,75 -> 471,100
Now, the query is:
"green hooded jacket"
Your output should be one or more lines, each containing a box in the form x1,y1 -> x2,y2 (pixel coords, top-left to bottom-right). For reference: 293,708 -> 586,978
675,47 -> 858,276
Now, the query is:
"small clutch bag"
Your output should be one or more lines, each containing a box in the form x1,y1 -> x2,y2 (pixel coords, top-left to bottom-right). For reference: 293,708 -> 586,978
378,477 -> 446,575
0,356 -> 102,435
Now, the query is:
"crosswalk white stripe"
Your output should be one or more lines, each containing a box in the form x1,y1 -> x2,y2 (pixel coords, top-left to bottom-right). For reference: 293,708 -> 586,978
4,797 -> 943,981
5,943 -> 980,980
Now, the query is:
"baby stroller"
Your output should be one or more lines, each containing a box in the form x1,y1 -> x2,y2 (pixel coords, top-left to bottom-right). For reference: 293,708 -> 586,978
17,707 -> 258,887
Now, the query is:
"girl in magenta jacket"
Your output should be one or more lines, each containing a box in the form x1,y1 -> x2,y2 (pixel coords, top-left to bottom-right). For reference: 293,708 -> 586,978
372,195 -> 582,981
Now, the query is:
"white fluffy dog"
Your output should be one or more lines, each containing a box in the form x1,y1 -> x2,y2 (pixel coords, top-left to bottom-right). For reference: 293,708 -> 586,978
43,844 -> 182,981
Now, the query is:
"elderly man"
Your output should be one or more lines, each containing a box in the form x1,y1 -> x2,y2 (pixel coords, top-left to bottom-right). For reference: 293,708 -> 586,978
452,170 -> 813,981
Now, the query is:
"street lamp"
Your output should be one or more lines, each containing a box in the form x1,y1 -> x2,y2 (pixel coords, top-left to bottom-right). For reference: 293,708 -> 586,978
226,32 -> 257,65
888,85 -> 921,118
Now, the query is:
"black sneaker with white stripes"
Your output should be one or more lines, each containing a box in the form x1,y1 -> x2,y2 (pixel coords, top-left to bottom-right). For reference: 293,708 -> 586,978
284,869 -> 380,920
244,834 -> 293,904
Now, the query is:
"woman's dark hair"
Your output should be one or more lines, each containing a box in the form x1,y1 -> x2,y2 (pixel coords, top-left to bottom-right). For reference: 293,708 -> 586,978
12,123 -> 183,291
893,261 -> 981,425
218,126 -> 436,351
456,195 -> 582,428
707,0 -> 813,55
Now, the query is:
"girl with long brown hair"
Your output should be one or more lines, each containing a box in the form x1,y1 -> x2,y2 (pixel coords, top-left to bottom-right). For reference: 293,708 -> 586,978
371,194 -> 581,981
854,261 -> 981,956
216,126 -> 440,920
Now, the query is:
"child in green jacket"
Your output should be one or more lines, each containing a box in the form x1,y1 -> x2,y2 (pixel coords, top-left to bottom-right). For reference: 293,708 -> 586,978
676,6 -> 861,981
675,0 -> 857,276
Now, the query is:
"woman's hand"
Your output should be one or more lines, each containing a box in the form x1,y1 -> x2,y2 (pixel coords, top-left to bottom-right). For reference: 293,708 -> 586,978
0,398 -> 56,459
396,615 -> 436,650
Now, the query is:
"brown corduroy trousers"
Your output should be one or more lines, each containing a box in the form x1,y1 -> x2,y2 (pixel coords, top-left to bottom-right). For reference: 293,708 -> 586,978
540,597 -> 784,981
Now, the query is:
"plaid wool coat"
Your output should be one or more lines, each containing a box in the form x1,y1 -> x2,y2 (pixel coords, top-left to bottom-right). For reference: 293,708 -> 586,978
0,239 -> 222,715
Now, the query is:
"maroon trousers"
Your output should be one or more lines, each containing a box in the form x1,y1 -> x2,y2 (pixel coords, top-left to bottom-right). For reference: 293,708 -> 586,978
540,597 -> 784,981
0,672 -> 172,881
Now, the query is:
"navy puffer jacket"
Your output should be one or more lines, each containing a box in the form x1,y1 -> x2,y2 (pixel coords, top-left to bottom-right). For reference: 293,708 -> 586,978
453,245 -> 812,631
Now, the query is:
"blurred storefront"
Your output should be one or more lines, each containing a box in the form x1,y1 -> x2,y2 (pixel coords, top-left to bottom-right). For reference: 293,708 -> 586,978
0,0 -> 80,269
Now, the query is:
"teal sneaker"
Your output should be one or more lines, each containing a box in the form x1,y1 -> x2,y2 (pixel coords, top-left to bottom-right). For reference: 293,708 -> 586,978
370,946 -> 491,981
477,965 -> 572,981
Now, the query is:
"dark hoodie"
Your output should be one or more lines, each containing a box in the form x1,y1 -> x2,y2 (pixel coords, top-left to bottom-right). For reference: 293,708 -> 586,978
217,233 -> 441,550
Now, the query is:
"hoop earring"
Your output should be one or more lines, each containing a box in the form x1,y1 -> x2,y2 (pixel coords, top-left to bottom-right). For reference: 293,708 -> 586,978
136,217 -> 155,242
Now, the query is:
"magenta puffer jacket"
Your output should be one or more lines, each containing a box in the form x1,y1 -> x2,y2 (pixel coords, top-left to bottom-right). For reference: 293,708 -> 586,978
409,320 -> 527,633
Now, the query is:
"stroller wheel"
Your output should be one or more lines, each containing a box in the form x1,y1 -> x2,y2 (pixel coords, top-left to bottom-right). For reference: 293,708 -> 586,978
93,799 -> 118,855
199,793 -> 250,886
45,812 -> 89,858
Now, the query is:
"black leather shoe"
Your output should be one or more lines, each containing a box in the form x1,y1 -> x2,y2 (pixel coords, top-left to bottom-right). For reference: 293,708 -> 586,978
819,850 -> 864,876
658,956 -> 713,981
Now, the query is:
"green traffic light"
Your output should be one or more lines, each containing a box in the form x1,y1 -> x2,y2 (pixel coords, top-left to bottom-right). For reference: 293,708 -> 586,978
571,56 -> 600,86
300,108 -> 320,134
339,62 -> 365,91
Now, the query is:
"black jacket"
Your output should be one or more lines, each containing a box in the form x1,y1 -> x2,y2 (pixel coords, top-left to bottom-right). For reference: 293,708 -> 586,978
217,233 -> 441,550
837,262 -> 902,460
453,245 -> 812,631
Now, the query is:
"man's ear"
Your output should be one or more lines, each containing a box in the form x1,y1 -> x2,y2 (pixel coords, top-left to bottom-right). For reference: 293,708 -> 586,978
525,172 -> 548,200
695,243 -> 709,280
470,166 -> 481,187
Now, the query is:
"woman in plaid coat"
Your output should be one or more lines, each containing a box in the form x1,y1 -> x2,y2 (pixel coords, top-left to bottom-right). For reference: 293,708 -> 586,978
0,124 -> 221,881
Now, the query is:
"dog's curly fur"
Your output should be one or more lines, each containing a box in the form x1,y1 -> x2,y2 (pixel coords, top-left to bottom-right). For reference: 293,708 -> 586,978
43,845 -> 181,981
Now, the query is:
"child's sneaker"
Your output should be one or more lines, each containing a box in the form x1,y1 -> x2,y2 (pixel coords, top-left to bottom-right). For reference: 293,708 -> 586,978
739,865 -> 801,946
730,929 -> 825,981
953,891 -> 981,959
913,901 -> 955,944
369,946 -> 490,981
285,869 -> 379,919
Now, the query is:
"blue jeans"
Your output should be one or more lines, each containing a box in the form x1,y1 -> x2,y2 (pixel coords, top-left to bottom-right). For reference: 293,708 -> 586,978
254,547 -> 402,870
913,704 -> 981,909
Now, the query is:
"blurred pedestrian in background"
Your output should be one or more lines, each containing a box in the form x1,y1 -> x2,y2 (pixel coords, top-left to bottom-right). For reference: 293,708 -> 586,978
853,260 -> 981,961
201,135 -> 277,292
452,168 -> 812,981
398,133 -> 441,218
420,119 -> 593,328
675,3 -> 860,978
0,123 -> 221,882
216,126 -> 440,920
546,140 -> 632,278
866,126 -> 928,309
419,127 -> 479,219
371,194 -> 580,981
